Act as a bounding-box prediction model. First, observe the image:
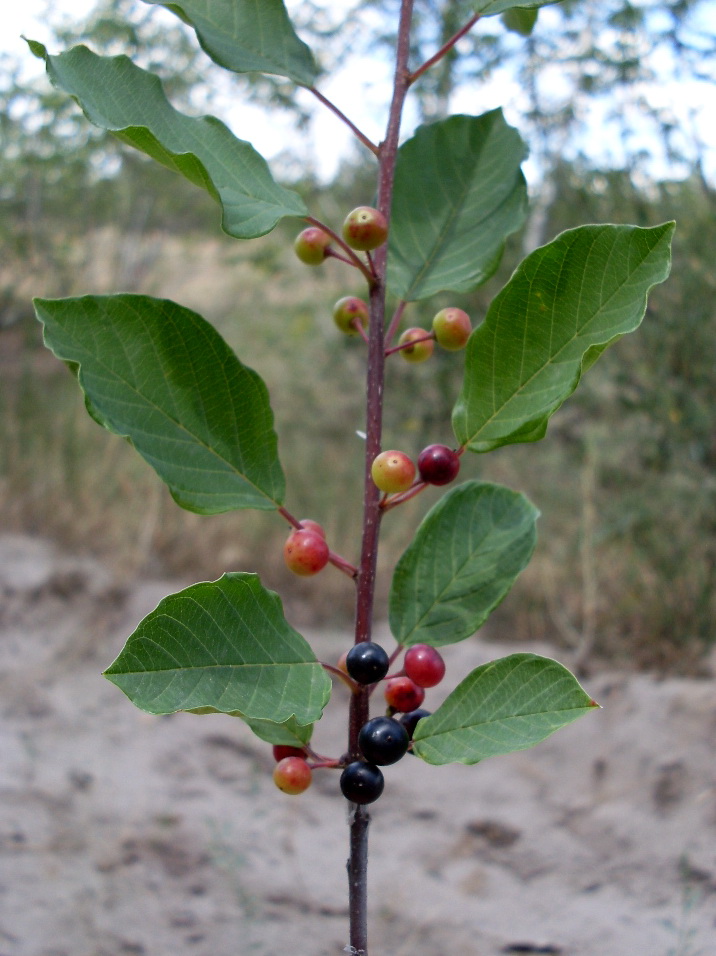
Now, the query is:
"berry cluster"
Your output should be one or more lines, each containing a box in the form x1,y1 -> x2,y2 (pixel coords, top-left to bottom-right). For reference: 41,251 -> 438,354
270,641 -> 446,803
371,444 -> 461,497
293,209 -> 473,357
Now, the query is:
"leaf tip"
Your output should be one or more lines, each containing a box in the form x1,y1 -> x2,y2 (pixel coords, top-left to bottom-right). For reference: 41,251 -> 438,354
588,698 -> 601,709
23,37 -> 47,59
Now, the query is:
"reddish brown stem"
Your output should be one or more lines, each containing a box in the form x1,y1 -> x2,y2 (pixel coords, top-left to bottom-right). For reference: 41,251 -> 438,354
381,480 -> 429,511
305,215 -> 375,285
385,300 -> 408,346
384,331 -> 435,356
347,3 -> 415,955
409,11 -> 482,85
308,86 -> 380,156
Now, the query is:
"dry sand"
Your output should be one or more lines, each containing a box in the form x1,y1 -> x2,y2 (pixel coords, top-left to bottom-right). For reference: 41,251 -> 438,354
1,533 -> 714,956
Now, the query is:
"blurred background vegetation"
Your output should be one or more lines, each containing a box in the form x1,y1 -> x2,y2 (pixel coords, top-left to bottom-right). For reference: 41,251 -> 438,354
1,0 -> 714,672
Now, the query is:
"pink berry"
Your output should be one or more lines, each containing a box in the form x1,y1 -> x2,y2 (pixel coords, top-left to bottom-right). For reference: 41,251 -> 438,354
417,444 -> 461,486
371,450 -> 416,494
272,744 -> 307,762
404,644 -> 446,688
273,756 -> 312,794
333,296 -> 369,335
342,206 -> 388,252
283,529 -> 330,576
432,308 -> 472,350
294,227 -> 332,265
384,676 -> 425,713
398,328 -> 434,363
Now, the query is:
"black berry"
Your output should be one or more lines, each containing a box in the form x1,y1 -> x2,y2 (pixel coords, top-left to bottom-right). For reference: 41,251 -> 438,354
345,642 -> 390,684
340,761 -> 385,804
397,708 -> 431,740
417,444 -> 460,486
358,716 -> 409,765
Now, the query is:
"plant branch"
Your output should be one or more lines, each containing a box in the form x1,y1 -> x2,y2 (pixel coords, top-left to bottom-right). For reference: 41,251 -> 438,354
347,3 -> 415,954
305,215 -> 375,285
409,11 -> 482,85
385,300 -> 408,346
308,86 -> 380,156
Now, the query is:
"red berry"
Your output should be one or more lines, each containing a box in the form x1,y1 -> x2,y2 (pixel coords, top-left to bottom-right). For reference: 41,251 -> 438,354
404,644 -> 446,688
398,328 -> 434,363
283,529 -> 330,576
299,518 -> 326,538
333,296 -> 369,335
432,307 -> 472,350
272,744 -> 307,762
371,450 -> 416,494
294,226 -> 331,265
342,206 -> 388,252
417,444 -> 461,486
273,756 -> 312,794
384,676 -> 425,713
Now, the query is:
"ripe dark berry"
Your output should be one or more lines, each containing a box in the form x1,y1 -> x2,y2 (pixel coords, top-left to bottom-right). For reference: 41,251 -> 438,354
358,716 -> 409,765
340,761 -> 385,804
397,708 -> 431,740
384,675 -> 425,713
273,756 -> 312,794
272,744 -> 306,762
417,445 -> 460,486
404,644 -> 446,687
345,642 -> 390,684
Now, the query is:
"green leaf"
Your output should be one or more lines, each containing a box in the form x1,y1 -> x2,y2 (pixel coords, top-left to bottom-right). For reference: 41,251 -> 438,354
103,573 -> 332,723
30,42 -> 306,238
388,111 -> 528,301
389,482 -> 538,648
413,653 -> 597,765
453,222 -> 675,453
33,294 -> 285,513
141,0 -> 319,87
242,716 -> 313,748
473,0 -> 559,16
501,7 -> 539,35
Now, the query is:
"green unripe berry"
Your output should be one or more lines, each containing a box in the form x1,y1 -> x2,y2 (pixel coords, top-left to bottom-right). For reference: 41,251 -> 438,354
432,308 -> 472,350
333,296 -> 369,335
371,450 -> 416,494
398,328 -> 434,363
342,206 -> 388,252
294,227 -> 332,265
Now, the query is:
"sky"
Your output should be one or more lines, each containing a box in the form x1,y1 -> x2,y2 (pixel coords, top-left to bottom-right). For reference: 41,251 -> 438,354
2,0 -> 715,184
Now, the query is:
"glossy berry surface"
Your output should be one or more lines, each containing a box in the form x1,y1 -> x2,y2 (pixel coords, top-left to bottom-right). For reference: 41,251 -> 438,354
299,518 -> 326,538
333,296 -> 369,334
432,307 -> 472,350
273,756 -> 312,794
345,642 -> 390,684
342,206 -> 388,251
417,444 -> 461,486
384,675 -> 426,713
397,708 -> 431,740
404,644 -> 446,687
294,226 -> 331,265
272,744 -> 307,762
283,529 -> 330,576
358,716 -> 409,765
340,761 -> 385,804
398,328 -> 435,363
371,450 -> 416,494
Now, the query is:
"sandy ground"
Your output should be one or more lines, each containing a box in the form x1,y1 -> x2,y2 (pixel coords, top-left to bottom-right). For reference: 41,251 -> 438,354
1,533 -> 715,956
